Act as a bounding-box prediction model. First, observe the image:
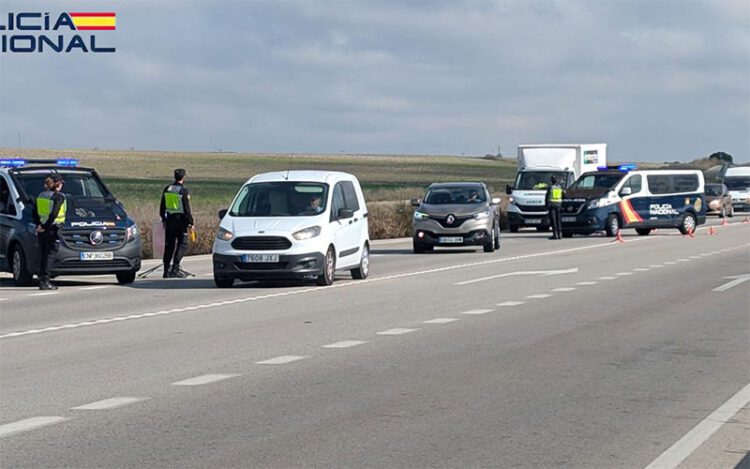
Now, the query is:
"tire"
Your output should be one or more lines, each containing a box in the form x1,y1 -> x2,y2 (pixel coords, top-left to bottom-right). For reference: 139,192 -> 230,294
728,205 -> 734,218
214,275 -> 234,288
678,213 -> 696,235
536,226 -> 549,232
413,240 -> 425,254
604,214 -> 620,237
317,246 -> 336,286
562,231 -> 573,238
636,228 -> 652,236
11,245 -> 33,287
509,225 -> 519,233
351,243 -> 369,279
116,270 -> 137,284
483,228 -> 495,253
493,224 -> 501,249
719,206 -> 726,218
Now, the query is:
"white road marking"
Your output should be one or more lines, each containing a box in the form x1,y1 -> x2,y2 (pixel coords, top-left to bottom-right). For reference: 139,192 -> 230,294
377,328 -> 419,335
497,301 -> 524,306
527,293 -> 552,298
644,382 -> 750,469
650,264 -> 664,268
664,261 -> 678,265
0,416 -> 68,438
460,309 -> 495,315
551,287 -> 577,292
699,253 -> 710,257
71,397 -> 147,410
456,267 -> 578,286
423,318 -> 460,324
79,285 -> 109,291
677,259 -> 691,262
172,374 -> 241,386
689,255 -> 701,259
0,298 -> 6,302
599,276 -> 617,280
633,268 -> 650,272
29,291 -> 59,297
576,281 -> 598,286
615,272 -> 633,276
322,340 -> 368,349
712,274 -> 750,292
256,355 -> 308,365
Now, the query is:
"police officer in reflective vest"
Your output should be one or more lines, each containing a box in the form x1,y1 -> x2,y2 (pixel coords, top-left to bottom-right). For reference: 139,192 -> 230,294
160,168 -> 193,278
545,176 -> 564,239
32,174 -> 67,290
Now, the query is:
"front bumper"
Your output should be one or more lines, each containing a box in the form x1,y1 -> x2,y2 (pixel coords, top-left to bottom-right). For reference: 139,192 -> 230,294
413,229 -> 491,247
560,207 -> 608,234
50,240 -> 142,275
506,211 -> 550,227
732,201 -> 750,212
213,252 -> 325,281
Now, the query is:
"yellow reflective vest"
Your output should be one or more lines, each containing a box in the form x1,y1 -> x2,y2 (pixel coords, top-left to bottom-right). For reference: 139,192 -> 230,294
36,191 -> 67,225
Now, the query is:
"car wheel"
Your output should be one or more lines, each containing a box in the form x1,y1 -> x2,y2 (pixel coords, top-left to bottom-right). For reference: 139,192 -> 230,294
11,245 -> 33,287
678,213 -> 696,235
604,214 -> 620,237
214,275 -> 234,288
493,224 -> 501,249
728,205 -> 734,217
562,231 -> 573,238
317,246 -> 336,286
509,225 -> 519,233
720,206 -> 726,218
536,226 -> 549,232
413,239 -> 425,254
636,228 -> 652,236
116,270 -> 137,284
351,243 -> 369,279
483,228 -> 495,253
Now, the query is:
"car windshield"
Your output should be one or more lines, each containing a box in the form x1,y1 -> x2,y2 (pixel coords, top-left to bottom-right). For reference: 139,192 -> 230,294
569,172 -> 625,192
724,177 -> 750,190
705,185 -> 723,196
229,182 -> 329,217
15,170 -> 109,199
424,186 -> 486,204
514,171 -> 572,190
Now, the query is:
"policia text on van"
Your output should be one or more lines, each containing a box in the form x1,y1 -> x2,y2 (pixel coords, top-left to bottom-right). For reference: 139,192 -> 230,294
560,166 -> 706,237
0,159 -> 142,286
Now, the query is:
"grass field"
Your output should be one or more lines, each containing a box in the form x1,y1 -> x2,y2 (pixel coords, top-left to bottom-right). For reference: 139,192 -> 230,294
2,148 -> 518,257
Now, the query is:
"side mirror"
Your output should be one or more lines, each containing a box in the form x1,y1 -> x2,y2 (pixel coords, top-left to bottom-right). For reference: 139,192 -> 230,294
491,197 -> 501,205
505,184 -> 513,195
619,187 -> 632,196
338,208 -> 354,219
218,209 -> 228,220
410,198 -> 421,207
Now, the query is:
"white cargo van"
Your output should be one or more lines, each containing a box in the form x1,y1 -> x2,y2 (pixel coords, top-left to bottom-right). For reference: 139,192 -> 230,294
723,166 -> 750,212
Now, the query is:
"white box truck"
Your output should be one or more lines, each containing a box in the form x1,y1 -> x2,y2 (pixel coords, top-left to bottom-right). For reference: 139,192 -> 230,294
723,165 -> 750,212
506,143 -> 606,232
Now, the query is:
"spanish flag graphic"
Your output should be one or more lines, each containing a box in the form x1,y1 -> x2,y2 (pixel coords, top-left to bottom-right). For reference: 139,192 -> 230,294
69,12 -> 116,31
620,199 -> 643,225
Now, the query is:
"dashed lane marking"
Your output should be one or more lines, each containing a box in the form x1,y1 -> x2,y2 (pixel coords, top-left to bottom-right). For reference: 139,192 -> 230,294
496,301 -> 524,306
650,264 -> 664,268
71,397 -> 147,410
633,268 -> 650,272
377,328 -> 419,335
551,287 -> 577,292
29,291 -> 59,297
615,272 -> 633,276
527,293 -> 552,298
423,318 -> 460,324
460,309 -> 495,315
664,261 -> 678,265
0,416 -> 69,438
172,374 -> 241,386
79,285 -> 109,291
677,259 -> 691,262
256,355 -> 308,365
322,340 -> 368,349
576,281 -> 598,285
599,276 -> 617,280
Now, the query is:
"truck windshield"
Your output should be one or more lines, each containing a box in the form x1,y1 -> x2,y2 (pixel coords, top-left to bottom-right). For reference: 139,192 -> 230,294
15,170 -> 109,199
724,177 -> 750,190
515,171 -> 571,190
229,182 -> 329,217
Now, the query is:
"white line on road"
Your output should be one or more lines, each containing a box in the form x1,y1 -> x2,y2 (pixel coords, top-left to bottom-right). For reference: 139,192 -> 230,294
455,268 -> 578,286
615,272 -> 634,276
377,328 -> 419,335
29,291 -> 59,297
527,293 -> 552,299
322,340 -> 368,349
664,261 -> 678,265
256,355 -> 308,365
552,287 -> 577,292
0,298 -> 6,302
644,382 -> 750,469
633,268 -> 650,272
172,374 -> 241,386
79,285 -> 109,291
689,256 -> 701,259
599,276 -> 617,280
423,318 -> 460,324
650,265 -> 664,268
71,397 -> 147,410
712,274 -> 750,292
497,301 -> 524,306
576,281 -> 598,286
677,259 -> 691,262
0,416 -> 69,438
460,309 -> 494,315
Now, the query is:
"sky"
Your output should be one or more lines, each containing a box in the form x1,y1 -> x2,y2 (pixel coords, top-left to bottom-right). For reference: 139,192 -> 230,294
0,0 -> 748,162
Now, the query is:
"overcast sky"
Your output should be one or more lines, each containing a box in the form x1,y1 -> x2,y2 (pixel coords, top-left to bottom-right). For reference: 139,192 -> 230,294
1,0 -> 748,162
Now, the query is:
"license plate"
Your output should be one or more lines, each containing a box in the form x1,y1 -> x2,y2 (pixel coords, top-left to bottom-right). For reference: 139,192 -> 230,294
562,216 -> 577,223
438,236 -> 464,244
526,218 -> 542,224
242,254 -> 279,263
80,251 -> 114,261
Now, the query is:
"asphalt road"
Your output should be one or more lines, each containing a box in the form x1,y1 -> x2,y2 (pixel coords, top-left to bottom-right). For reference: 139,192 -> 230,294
1,220 -> 749,468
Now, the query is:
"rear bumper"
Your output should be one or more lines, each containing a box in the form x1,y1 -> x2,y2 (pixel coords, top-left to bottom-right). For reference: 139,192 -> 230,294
213,252 -> 325,281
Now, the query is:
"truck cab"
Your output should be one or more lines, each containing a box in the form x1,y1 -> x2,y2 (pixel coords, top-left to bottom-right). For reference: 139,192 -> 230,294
723,166 -> 750,212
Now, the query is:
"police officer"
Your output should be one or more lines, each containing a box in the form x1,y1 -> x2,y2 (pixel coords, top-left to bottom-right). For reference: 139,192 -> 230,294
545,175 -> 564,240
33,174 -> 67,290
160,168 -> 193,278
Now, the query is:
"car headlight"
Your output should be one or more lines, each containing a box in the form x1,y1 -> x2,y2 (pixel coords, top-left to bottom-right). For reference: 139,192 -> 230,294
292,225 -> 321,240
216,227 -> 233,241
473,210 -> 491,220
413,211 -> 430,220
708,200 -> 720,209
588,192 -> 618,209
508,196 -> 515,204
126,223 -> 138,242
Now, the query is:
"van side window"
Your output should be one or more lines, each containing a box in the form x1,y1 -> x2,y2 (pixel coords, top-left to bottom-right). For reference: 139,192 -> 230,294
647,175 -> 672,195
341,181 -> 360,212
331,183 -> 346,220
622,175 -> 642,194
673,174 -> 699,193
0,176 -> 16,216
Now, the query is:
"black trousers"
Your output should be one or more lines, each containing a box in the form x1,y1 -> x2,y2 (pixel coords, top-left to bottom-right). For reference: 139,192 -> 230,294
548,205 -> 562,238
38,228 -> 59,282
163,221 -> 188,269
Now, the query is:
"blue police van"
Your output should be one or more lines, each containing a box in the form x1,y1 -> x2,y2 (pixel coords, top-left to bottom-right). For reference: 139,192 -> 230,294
561,165 -> 706,237
0,158 -> 142,286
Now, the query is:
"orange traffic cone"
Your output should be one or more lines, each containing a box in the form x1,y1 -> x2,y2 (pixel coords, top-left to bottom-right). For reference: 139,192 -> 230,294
612,230 -> 625,243
683,227 -> 695,238
721,216 -> 729,226
707,226 -> 717,236
743,216 -> 750,224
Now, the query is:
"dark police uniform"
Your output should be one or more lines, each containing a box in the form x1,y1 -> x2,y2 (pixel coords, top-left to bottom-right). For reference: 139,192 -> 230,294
545,182 -> 564,239
33,190 -> 67,288
160,182 -> 193,277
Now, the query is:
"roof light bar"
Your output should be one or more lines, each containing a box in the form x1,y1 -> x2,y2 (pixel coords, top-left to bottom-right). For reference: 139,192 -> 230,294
0,158 -> 27,167
56,159 -> 79,167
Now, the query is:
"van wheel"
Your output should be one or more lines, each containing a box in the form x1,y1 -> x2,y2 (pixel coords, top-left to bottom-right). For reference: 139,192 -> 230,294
509,225 -> 519,233
636,228 -> 652,236
604,214 -> 620,237
536,226 -> 549,232
351,243 -> 369,279
214,275 -> 234,288
679,213 -> 696,235
483,228 -> 496,253
11,245 -> 33,287
317,247 -> 336,286
562,231 -> 573,238
116,270 -> 137,284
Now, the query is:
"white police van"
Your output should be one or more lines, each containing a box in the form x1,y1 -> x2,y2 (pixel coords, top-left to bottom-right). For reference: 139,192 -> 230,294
0,158 -> 142,285
212,171 -> 370,287
561,165 -> 706,237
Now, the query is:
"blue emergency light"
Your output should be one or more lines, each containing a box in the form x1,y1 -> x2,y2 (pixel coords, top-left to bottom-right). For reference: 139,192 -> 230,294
598,164 -> 638,172
0,158 -> 27,167
56,159 -> 79,167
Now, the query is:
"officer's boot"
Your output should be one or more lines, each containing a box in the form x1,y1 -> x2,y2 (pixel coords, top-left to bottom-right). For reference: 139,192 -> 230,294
171,265 -> 187,279
39,280 -> 58,290
163,263 -> 171,278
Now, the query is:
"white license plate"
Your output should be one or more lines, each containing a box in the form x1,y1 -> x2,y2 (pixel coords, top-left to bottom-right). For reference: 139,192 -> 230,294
438,236 -> 464,244
80,251 -> 114,261
242,254 -> 279,263
562,216 -> 577,223
526,218 -> 542,224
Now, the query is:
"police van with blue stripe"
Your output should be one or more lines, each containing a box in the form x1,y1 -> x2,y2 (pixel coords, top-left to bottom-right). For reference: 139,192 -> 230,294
561,165 -> 706,237
0,158 -> 142,286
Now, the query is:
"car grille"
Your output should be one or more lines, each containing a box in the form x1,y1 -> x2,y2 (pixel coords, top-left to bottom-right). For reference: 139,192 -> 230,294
429,215 -> 473,228
231,236 -> 292,251
235,262 -> 287,270
58,259 -> 132,269
515,204 -> 547,212
61,229 -> 126,250
562,202 -> 586,214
